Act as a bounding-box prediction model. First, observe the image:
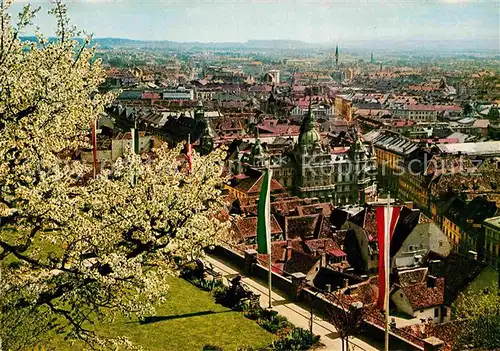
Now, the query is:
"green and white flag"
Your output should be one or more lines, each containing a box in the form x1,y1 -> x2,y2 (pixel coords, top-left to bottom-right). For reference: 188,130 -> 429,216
257,169 -> 272,254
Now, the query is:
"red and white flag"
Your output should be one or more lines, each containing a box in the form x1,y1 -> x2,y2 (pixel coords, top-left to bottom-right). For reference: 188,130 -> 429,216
91,119 -> 98,178
376,204 -> 401,311
186,134 -> 193,172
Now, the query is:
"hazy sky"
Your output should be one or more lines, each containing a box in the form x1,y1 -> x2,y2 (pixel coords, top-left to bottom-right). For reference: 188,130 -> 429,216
9,0 -> 500,45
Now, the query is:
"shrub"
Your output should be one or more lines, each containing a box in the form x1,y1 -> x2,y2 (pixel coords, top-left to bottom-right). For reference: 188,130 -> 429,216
198,278 -> 216,291
271,327 -> 320,351
257,314 -> 292,334
243,306 -> 262,320
180,261 -> 204,281
234,299 -> 252,312
213,285 -> 230,305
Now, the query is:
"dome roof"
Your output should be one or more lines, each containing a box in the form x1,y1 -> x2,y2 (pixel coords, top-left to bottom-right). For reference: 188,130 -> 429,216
299,128 -> 321,146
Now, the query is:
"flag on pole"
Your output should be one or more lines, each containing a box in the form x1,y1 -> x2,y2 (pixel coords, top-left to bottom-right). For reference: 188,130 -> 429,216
376,204 -> 401,311
91,119 -> 98,178
186,134 -> 193,172
131,127 -> 140,154
257,169 -> 272,254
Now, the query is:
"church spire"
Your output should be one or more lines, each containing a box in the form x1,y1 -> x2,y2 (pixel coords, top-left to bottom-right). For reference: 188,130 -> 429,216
335,45 -> 339,68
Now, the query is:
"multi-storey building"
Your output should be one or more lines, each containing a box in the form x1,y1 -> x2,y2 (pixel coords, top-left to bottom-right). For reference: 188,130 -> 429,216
391,104 -> 438,122
364,131 -> 419,196
292,109 -> 377,204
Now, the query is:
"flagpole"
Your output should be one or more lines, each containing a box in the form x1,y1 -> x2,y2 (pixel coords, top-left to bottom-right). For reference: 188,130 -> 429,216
92,119 -> 97,178
187,133 -> 191,174
384,191 -> 391,351
268,166 -> 273,309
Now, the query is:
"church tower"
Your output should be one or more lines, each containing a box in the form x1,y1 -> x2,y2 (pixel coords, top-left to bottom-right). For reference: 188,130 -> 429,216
298,101 -> 322,153
335,45 -> 339,68
196,101 -> 215,155
249,130 -> 268,168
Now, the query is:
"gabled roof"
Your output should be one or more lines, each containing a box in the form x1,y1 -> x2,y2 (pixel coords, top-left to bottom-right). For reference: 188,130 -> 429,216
234,215 -> 282,239
285,215 -> 320,240
400,277 -> 445,310
228,170 -> 284,194
296,203 -> 334,217
303,238 -> 339,254
397,267 -> 428,287
284,250 -> 320,275
271,198 -> 305,216
390,208 -> 422,257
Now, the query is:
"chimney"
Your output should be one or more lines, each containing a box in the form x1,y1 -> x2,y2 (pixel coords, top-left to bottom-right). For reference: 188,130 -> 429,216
468,250 -> 478,261
312,249 -> 318,257
428,260 -> 442,276
286,240 -> 293,261
427,275 -> 438,288
321,252 -> 327,268
343,278 -> 349,289
325,284 -> 332,292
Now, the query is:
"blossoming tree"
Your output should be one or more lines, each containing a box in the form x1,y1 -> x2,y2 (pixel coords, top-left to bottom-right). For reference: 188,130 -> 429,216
0,1 -> 228,349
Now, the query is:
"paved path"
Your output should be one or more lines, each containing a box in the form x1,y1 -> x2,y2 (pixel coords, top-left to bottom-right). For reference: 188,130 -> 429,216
206,255 -> 381,351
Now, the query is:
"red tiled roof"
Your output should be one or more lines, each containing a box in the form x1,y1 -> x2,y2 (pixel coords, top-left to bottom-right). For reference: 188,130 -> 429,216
247,175 -> 285,194
255,241 -> 287,271
285,215 -> 319,240
297,203 -> 334,216
303,238 -> 338,253
284,249 -> 320,275
397,268 -> 428,287
401,277 -> 445,310
240,204 -> 258,216
271,199 -> 305,216
328,248 -> 347,257
230,172 -> 284,194
364,210 -> 377,242
407,104 -> 437,111
433,105 -> 462,112
234,215 -> 282,238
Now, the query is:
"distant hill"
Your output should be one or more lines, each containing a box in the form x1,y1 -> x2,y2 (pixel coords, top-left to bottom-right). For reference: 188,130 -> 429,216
20,37 -> 319,50
19,36 -> 498,54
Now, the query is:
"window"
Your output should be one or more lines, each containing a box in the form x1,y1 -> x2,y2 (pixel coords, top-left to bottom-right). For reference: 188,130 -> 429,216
434,308 -> 439,317
439,241 -> 443,247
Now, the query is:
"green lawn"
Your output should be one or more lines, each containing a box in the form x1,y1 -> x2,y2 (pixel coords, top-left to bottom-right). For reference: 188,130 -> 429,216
463,266 -> 499,294
42,278 -> 275,351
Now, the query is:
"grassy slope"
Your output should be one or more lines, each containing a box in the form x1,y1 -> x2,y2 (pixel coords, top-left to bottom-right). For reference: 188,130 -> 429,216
42,278 -> 275,351
462,265 -> 499,294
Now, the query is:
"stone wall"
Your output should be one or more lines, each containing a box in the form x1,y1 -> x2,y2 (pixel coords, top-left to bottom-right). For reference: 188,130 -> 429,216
209,245 -> 427,351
